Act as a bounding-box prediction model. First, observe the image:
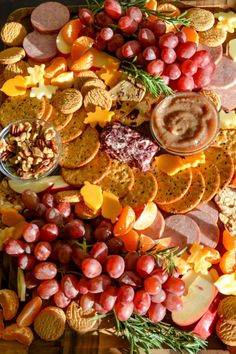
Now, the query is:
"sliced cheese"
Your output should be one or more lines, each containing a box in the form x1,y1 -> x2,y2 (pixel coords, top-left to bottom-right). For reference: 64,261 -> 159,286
101,191 -> 122,223
80,182 -> 103,213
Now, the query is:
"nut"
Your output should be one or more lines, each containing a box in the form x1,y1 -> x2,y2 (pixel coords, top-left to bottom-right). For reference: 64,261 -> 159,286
0,139 -> 7,154
44,127 -> 56,141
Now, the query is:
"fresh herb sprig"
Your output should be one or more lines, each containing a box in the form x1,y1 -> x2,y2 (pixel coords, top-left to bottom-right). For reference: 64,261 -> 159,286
121,61 -> 173,97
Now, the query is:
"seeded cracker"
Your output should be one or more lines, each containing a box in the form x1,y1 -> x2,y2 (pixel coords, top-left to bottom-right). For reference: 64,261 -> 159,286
59,126 -> 100,168
199,26 -> 227,47
62,151 -> 111,186
197,164 -> 220,203
185,8 -> 215,32
121,170 -> 157,208
51,88 -> 83,114
84,88 -> 112,112
48,109 -> 73,131
0,22 -> 27,46
158,169 -> 205,214
66,301 -> 97,334
81,78 -> 106,96
218,297 -> 236,324
98,159 -> 134,198
212,129 -> 236,173
60,109 -> 86,143
0,47 -> 25,65
74,70 -> 98,90
3,61 -> 30,80
216,319 -> 236,346
41,103 -> 53,121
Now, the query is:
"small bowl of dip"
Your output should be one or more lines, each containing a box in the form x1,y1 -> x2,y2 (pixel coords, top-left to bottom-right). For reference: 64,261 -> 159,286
150,92 -> 219,156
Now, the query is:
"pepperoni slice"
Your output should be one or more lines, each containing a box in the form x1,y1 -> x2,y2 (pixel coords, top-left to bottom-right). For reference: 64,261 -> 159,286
23,31 -> 57,63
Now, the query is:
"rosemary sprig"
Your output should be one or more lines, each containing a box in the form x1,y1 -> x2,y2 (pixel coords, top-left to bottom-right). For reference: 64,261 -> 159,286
114,313 -> 207,354
121,61 -> 173,97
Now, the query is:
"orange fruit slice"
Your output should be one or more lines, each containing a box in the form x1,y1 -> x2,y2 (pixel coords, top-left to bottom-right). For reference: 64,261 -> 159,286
181,26 -> 199,45
139,234 -> 155,252
219,250 -> 236,274
69,51 -> 94,72
61,19 -> 83,45
118,229 -> 139,252
71,36 -> 94,61
113,206 -> 136,237
145,0 -> 157,11
157,3 -> 181,32
223,230 -> 236,251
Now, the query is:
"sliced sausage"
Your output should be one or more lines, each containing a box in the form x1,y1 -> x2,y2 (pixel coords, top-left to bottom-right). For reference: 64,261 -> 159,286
195,201 -> 219,224
207,56 -> 236,90
212,84 -> 236,111
161,215 -> 201,250
186,210 -> 220,248
137,208 -> 165,240
198,44 -> 223,65
31,2 -> 70,34
23,31 -> 57,63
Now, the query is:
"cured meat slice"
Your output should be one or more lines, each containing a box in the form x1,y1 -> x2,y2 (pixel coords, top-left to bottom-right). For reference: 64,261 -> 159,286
186,210 -> 220,248
206,56 -> 236,90
31,2 -> 70,34
195,201 -> 219,224
23,31 -> 57,63
212,84 -> 236,111
161,215 -> 201,250
137,208 -> 165,240
198,44 -> 223,65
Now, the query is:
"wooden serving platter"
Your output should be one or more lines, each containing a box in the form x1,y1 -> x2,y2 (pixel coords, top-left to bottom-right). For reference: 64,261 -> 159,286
0,1 -> 235,354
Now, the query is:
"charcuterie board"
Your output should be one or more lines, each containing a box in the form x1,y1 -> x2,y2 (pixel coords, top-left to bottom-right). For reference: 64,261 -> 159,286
0,0 -> 236,354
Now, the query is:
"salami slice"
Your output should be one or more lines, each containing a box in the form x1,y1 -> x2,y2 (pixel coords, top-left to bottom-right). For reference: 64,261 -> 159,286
137,208 -> 165,240
23,31 -> 57,63
31,2 -> 70,34
198,44 -> 223,65
195,201 -> 219,224
161,215 -> 201,251
207,56 -> 236,90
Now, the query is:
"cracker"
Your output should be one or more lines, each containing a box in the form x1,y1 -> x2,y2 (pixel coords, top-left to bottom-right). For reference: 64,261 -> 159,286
3,60 -> 29,80
55,190 -> 81,203
216,319 -> 236,346
1,22 -> 27,46
48,108 -> 73,131
199,26 -> 227,47
0,47 -> 25,65
74,70 -> 98,90
151,165 -> 193,205
218,297 -> 236,324
212,129 -> 236,173
121,170 -> 157,208
200,89 -> 221,111
51,88 -> 83,114
59,109 -> 86,143
34,306 -> 66,341
41,103 -> 53,121
185,8 -> 215,32
84,88 -> 112,112
98,159 -> 134,198
197,164 -> 220,203
59,126 -> 100,168
66,301 -> 97,334
74,200 -> 101,219
81,78 -> 106,96
204,146 -> 234,188
159,169 -> 205,214
0,94 -> 46,127
62,151 -> 111,186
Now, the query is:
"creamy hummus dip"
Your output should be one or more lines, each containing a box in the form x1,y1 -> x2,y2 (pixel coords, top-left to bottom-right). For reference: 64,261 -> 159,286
150,92 -> 219,155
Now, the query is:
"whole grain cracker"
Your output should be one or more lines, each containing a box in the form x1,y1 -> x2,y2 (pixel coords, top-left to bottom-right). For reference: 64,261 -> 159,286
3,60 -> 29,80
59,126 -> 100,168
81,78 -> 106,96
55,190 -> 81,204
216,319 -> 236,346
48,108 -> 73,131
204,146 -> 234,187
215,185 -> 236,237
51,88 -> 83,114
197,164 -> 220,203
34,306 -> 66,341
66,301 -> 97,334
98,159 -> 134,198
158,169 -> 205,214
200,89 -> 221,111
151,166 -> 193,205
74,70 -> 98,90
121,170 -> 157,208
185,8 -> 215,32
199,26 -> 227,47
62,151 -> 111,186
218,297 -> 236,324
1,22 -> 27,46
41,103 -> 53,121
0,47 -> 25,65
0,94 -> 46,127
84,88 -> 112,112
212,129 -> 236,172
59,108 -> 86,143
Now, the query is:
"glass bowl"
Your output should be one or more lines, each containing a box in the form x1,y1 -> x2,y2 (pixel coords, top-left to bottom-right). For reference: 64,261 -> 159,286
0,118 -> 62,181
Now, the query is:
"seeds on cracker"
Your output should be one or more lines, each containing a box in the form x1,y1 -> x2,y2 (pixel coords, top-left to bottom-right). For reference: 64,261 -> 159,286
59,108 -> 86,143
0,47 -> 25,65
84,88 -> 112,112
74,70 -> 98,90
200,89 -> 221,111
215,185 -> 236,237
51,88 -> 83,114
216,319 -> 236,346
3,61 -> 30,80
212,129 -> 236,172
197,164 -> 220,203
218,296 -> 236,324
199,26 -> 227,47
59,126 -> 100,169
48,109 -> 73,131
185,8 -> 215,32
1,22 -> 27,46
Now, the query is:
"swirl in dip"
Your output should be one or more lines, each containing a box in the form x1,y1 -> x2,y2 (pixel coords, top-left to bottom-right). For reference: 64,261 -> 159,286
150,92 -> 219,155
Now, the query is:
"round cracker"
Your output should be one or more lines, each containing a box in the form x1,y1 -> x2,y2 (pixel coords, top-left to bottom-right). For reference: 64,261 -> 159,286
218,297 -> 236,324
197,164 -> 220,203
199,26 -> 227,47
98,159 -> 134,198
84,88 -> 112,112
216,319 -> 236,346
51,88 -> 83,114
48,109 -> 73,131
121,170 -> 157,208
200,89 -> 221,111
59,126 -> 100,169
0,47 -> 25,65
41,103 -> 53,121
66,301 -> 97,334
204,146 -> 234,188
81,78 -> 106,96
62,151 -> 111,186
1,22 -> 27,46
185,8 -> 215,32
212,129 -> 236,173
59,108 -> 86,143
159,169 -> 205,214
3,60 -> 29,80
34,306 -> 66,341
74,70 -> 98,90
152,167 -> 193,205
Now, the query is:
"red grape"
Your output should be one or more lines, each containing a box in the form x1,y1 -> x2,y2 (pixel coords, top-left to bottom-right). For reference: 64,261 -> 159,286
24,243 -> 35,254
119,271 -> 142,287
33,262 -> 57,280
94,221 -> 113,241
106,255 -> 125,278
204,60 -> 216,75
107,33 -> 124,52
71,245 -> 89,267
94,300 -> 108,314
160,75 -> 170,85
94,34 -> 107,50
159,33 -> 178,49
117,285 -> 135,303
22,190 -> 39,210
34,241 -> 51,261
151,20 -> 166,37
40,223 -> 59,242
23,223 -> 40,243
193,68 -> 212,88
176,31 -> 186,44
163,292 -> 183,312
80,25 -> 96,39
118,16 -> 138,35
82,258 -> 102,278
80,293 -> 95,311
165,63 -> 181,80
96,12 -> 113,28
45,208 -> 63,226
84,224 -> 94,243
138,28 -> 156,47
4,239 -> 25,256
126,7 -> 142,23
25,272 -> 38,289
23,209 -> 37,221
143,46 -> 159,61
35,203 -> 47,217
121,40 -> 143,58
163,277 -> 185,296
90,242 -> 108,263
148,303 -> 166,322
107,237 -> 124,254
17,253 -> 35,270
61,274 -> 79,299
144,276 -> 161,295
57,244 -> 72,264
41,193 -> 56,208
115,300 -> 134,321
79,8 -> 94,25
64,219 -> 85,239
104,0 -> 122,20
134,290 -> 151,315
147,59 -> 165,76
124,252 -> 139,270
100,27 -> 114,41
99,286 -> 117,311
176,41 -> 197,61
151,289 -> 166,303
136,255 -> 155,278
116,47 -> 124,60
177,74 -> 194,91
78,276 -> 89,294
191,50 -> 211,68
31,219 -> 45,228
57,202 -> 71,218
88,274 -> 111,293
136,52 -> 148,67
180,59 -> 198,76
151,268 -> 168,284
54,289 -> 71,308
37,279 -> 59,300
161,47 -> 176,64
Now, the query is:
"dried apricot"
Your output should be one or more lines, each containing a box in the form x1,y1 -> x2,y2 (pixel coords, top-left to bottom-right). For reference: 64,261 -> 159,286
223,230 -> 236,251
1,207 -> 24,226
0,289 -> 19,320
2,323 -> 33,346
16,296 -> 42,327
